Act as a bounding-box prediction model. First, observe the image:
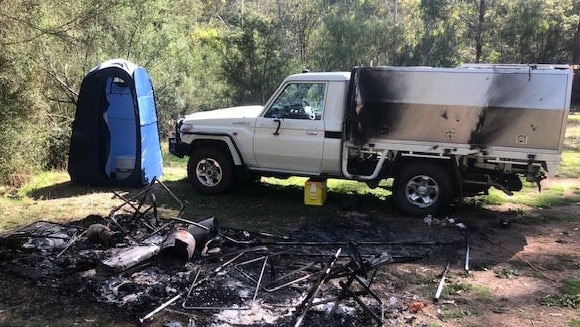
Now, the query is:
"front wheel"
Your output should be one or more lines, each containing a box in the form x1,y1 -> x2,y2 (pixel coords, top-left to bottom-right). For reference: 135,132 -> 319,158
187,148 -> 234,195
393,163 -> 454,217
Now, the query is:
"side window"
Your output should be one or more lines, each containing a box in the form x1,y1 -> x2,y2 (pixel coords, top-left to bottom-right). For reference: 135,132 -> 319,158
264,83 -> 326,120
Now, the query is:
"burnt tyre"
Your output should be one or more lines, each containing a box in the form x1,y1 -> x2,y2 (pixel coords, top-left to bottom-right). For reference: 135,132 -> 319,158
393,163 -> 453,217
187,148 -> 234,195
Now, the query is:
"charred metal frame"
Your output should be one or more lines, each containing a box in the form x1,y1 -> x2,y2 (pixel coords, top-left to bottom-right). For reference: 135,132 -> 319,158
108,177 -> 184,234
294,248 -> 342,327
181,247 -> 269,311
293,241 -> 396,326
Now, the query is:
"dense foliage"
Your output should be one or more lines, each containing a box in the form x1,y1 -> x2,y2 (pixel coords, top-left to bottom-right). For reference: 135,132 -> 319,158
0,0 -> 579,183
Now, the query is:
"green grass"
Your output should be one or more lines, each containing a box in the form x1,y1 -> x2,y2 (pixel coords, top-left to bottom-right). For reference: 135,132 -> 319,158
264,176 -> 390,198
446,282 -> 491,299
481,181 -> 580,209
494,268 -> 520,279
540,277 -> 580,309
14,171 -> 65,198
162,143 -> 188,168
567,113 -> 580,125
558,152 -> 580,178
437,305 -> 481,321
560,113 -> 580,176
563,277 -> 580,297
0,152 -> 397,235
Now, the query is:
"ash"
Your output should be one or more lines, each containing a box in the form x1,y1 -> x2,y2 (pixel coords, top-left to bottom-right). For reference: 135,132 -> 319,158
0,182 -> 466,326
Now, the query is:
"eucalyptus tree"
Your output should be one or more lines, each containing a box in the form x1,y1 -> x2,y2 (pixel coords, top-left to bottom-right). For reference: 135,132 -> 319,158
217,11 -> 298,104
483,0 -> 578,63
274,0 -> 326,65
454,0 -> 492,63
309,0 -> 403,71
398,0 -> 464,66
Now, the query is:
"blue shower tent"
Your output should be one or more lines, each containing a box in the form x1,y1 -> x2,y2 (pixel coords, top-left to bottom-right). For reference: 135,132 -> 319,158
68,59 -> 163,186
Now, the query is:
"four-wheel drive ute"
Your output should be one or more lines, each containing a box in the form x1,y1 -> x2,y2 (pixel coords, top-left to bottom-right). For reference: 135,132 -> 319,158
169,64 -> 574,217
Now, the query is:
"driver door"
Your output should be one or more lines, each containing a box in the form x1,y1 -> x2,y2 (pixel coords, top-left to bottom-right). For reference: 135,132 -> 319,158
253,82 -> 326,172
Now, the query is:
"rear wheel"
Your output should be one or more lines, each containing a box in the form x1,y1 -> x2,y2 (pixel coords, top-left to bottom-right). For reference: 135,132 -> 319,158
187,148 -> 234,195
393,163 -> 453,217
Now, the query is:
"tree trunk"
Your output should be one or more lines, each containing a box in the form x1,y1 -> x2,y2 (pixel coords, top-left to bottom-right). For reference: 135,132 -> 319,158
573,12 -> 580,64
474,0 -> 485,63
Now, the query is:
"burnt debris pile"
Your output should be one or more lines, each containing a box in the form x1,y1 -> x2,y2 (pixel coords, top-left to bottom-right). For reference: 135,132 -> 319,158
0,179 -> 467,326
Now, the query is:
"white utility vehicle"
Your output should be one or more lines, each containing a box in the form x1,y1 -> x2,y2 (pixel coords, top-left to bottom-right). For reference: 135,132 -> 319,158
170,64 -> 573,216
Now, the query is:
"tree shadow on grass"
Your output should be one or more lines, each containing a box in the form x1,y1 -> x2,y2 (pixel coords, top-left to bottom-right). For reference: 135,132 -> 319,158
25,181 -> 125,200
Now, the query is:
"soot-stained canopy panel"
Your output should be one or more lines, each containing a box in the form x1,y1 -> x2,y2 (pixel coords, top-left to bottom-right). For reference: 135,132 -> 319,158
348,65 -> 572,151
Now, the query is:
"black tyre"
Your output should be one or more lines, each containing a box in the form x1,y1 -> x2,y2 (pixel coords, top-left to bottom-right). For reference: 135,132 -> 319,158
187,148 -> 234,195
393,163 -> 454,217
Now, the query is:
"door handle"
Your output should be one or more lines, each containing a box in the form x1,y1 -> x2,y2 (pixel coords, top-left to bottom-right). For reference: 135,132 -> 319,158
306,130 -> 318,135
273,119 -> 281,135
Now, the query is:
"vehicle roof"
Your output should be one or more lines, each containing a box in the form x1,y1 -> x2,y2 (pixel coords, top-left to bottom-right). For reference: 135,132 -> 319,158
282,64 -> 572,83
284,71 -> 351,82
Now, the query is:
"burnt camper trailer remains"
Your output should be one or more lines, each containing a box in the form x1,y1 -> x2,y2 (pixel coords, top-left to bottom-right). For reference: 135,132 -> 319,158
170,64 -> 573,216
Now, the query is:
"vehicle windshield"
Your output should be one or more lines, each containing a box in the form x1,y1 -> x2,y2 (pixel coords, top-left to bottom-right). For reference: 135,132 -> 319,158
264,82 -> 326,120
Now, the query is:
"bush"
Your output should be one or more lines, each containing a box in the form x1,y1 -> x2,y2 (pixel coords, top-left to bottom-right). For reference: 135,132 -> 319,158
0,56 -> 43,185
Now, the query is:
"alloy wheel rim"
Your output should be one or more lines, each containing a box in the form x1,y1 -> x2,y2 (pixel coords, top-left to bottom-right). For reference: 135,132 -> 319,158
404,175 -> 439,208
196,158 -> 223,187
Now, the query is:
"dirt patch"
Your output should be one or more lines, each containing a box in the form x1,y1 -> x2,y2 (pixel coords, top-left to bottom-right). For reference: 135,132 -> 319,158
425,218 -> 580,327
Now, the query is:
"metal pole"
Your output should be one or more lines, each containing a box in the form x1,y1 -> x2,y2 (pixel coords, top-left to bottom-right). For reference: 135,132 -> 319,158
294,248 -> 342,327
464,228 -> 470,272
434,262 -> 451,302
139,293 -> 182,323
